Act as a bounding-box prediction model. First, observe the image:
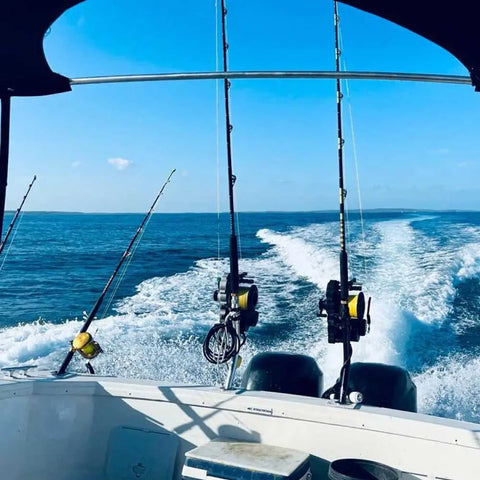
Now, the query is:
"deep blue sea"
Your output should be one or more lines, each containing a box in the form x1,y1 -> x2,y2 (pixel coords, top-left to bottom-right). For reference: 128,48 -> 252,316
1,210 -> 480,423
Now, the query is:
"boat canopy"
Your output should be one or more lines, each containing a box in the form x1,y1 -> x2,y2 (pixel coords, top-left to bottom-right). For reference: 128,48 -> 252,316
0,0 -> 83,244
337,0 -> 480,91
0,0 -> 84,97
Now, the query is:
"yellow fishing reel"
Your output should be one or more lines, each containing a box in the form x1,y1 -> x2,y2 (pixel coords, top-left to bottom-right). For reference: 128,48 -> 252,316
204,273 -> 259,364
213,272 -> 259,333
71,332 -> 102,360
238,284 -> 259,312
319,279 -> 371,344
348,291 -> 365,320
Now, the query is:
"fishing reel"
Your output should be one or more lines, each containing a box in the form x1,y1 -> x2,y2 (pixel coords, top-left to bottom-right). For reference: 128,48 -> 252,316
203,273 -> 259,364
213,273 -> 259,333
319,279 -> 371,344
71,332 -> 102,360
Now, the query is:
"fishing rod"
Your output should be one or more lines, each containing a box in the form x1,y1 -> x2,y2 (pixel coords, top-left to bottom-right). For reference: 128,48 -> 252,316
57,168 -> 176,376
202,0 -> 258,388
319,2 -> 370,404
221,0 -> 239,295
0,175 -> 36,257
334,0 -> 352,405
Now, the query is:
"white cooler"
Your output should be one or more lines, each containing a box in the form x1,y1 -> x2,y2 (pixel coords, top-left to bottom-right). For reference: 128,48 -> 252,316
182,441 -> 311,480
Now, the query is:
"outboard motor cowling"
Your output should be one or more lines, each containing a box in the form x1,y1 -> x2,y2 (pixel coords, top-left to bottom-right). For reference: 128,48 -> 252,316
323,362 -> 417,413
241,352 -> 323,398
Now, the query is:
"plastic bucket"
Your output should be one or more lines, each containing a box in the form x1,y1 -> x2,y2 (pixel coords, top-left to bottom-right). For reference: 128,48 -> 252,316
328,459 -> 399,480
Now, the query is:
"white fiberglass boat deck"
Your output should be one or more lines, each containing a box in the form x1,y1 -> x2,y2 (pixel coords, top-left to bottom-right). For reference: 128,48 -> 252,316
1,1 -> 480,480
0,372 -> 478,480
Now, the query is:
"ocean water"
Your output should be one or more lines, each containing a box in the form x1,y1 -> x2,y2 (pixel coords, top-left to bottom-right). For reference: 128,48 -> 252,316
1,210 -> 480,423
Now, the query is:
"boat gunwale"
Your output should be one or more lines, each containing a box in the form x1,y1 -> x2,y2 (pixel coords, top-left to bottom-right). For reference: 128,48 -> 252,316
1,374 -> 478,451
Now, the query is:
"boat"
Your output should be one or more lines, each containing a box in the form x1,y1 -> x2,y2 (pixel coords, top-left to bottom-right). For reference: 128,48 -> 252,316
0,1 -> 479,479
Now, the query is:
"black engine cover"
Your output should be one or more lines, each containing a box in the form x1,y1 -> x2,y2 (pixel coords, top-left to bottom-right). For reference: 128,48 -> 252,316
324,362 -> 417,413
241,352 -> 323,398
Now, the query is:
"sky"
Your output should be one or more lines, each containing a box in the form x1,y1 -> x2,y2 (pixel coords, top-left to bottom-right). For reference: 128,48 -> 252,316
4,0 -> 480,213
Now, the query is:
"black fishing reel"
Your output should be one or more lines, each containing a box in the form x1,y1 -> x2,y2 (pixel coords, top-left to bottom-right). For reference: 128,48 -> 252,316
203,273 -> 259,364
319,279 -> 371,344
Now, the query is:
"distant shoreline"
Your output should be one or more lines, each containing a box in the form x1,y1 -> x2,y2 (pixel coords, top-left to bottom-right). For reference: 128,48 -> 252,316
4,209 -> 480,215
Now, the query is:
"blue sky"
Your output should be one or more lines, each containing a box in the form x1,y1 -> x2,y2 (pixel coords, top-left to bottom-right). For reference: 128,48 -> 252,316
5,0 -> 480,212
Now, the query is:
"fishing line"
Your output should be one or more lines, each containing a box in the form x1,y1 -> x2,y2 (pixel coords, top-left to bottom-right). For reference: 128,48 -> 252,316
236,209 -> 243,260
319,2 -> 371,405
57,169 -> 176,376
203,0 -> 259,389
222,6 -> 243,262
339,23 -> 368,277
335,26 -> 352,274
0,175 -> 37,271
220,0 -> 239,293
0,212 -> 24,272
344,173 -> 352,271
333,0 -> 353,404
100,218 -> 150,320
215,0 -> 221,266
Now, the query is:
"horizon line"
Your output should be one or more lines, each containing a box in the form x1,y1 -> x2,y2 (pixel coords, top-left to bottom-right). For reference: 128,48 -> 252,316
4,208 -> 480,215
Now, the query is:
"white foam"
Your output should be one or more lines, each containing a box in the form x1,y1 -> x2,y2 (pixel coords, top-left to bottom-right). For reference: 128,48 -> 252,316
115,259 -> 222,328
257,226 -> 338,288
456,242 -> 480,280
2,217 -> 480,424
0,247 -> 319,378
368,220 -> 456,325
415,353 -> 480,422
0,319 -> 83,368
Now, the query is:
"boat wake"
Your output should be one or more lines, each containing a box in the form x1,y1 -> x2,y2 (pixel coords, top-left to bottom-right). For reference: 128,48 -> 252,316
1,215 -> 480,422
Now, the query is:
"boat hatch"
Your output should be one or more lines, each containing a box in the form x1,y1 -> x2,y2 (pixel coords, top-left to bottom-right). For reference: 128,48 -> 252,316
105,426 -> 179,480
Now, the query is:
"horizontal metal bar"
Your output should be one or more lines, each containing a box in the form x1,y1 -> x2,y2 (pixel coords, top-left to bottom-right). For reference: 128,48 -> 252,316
70,70 -> 471,86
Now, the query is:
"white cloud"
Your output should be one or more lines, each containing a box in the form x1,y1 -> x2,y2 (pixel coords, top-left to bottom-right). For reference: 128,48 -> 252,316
108,157 -> 132,171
